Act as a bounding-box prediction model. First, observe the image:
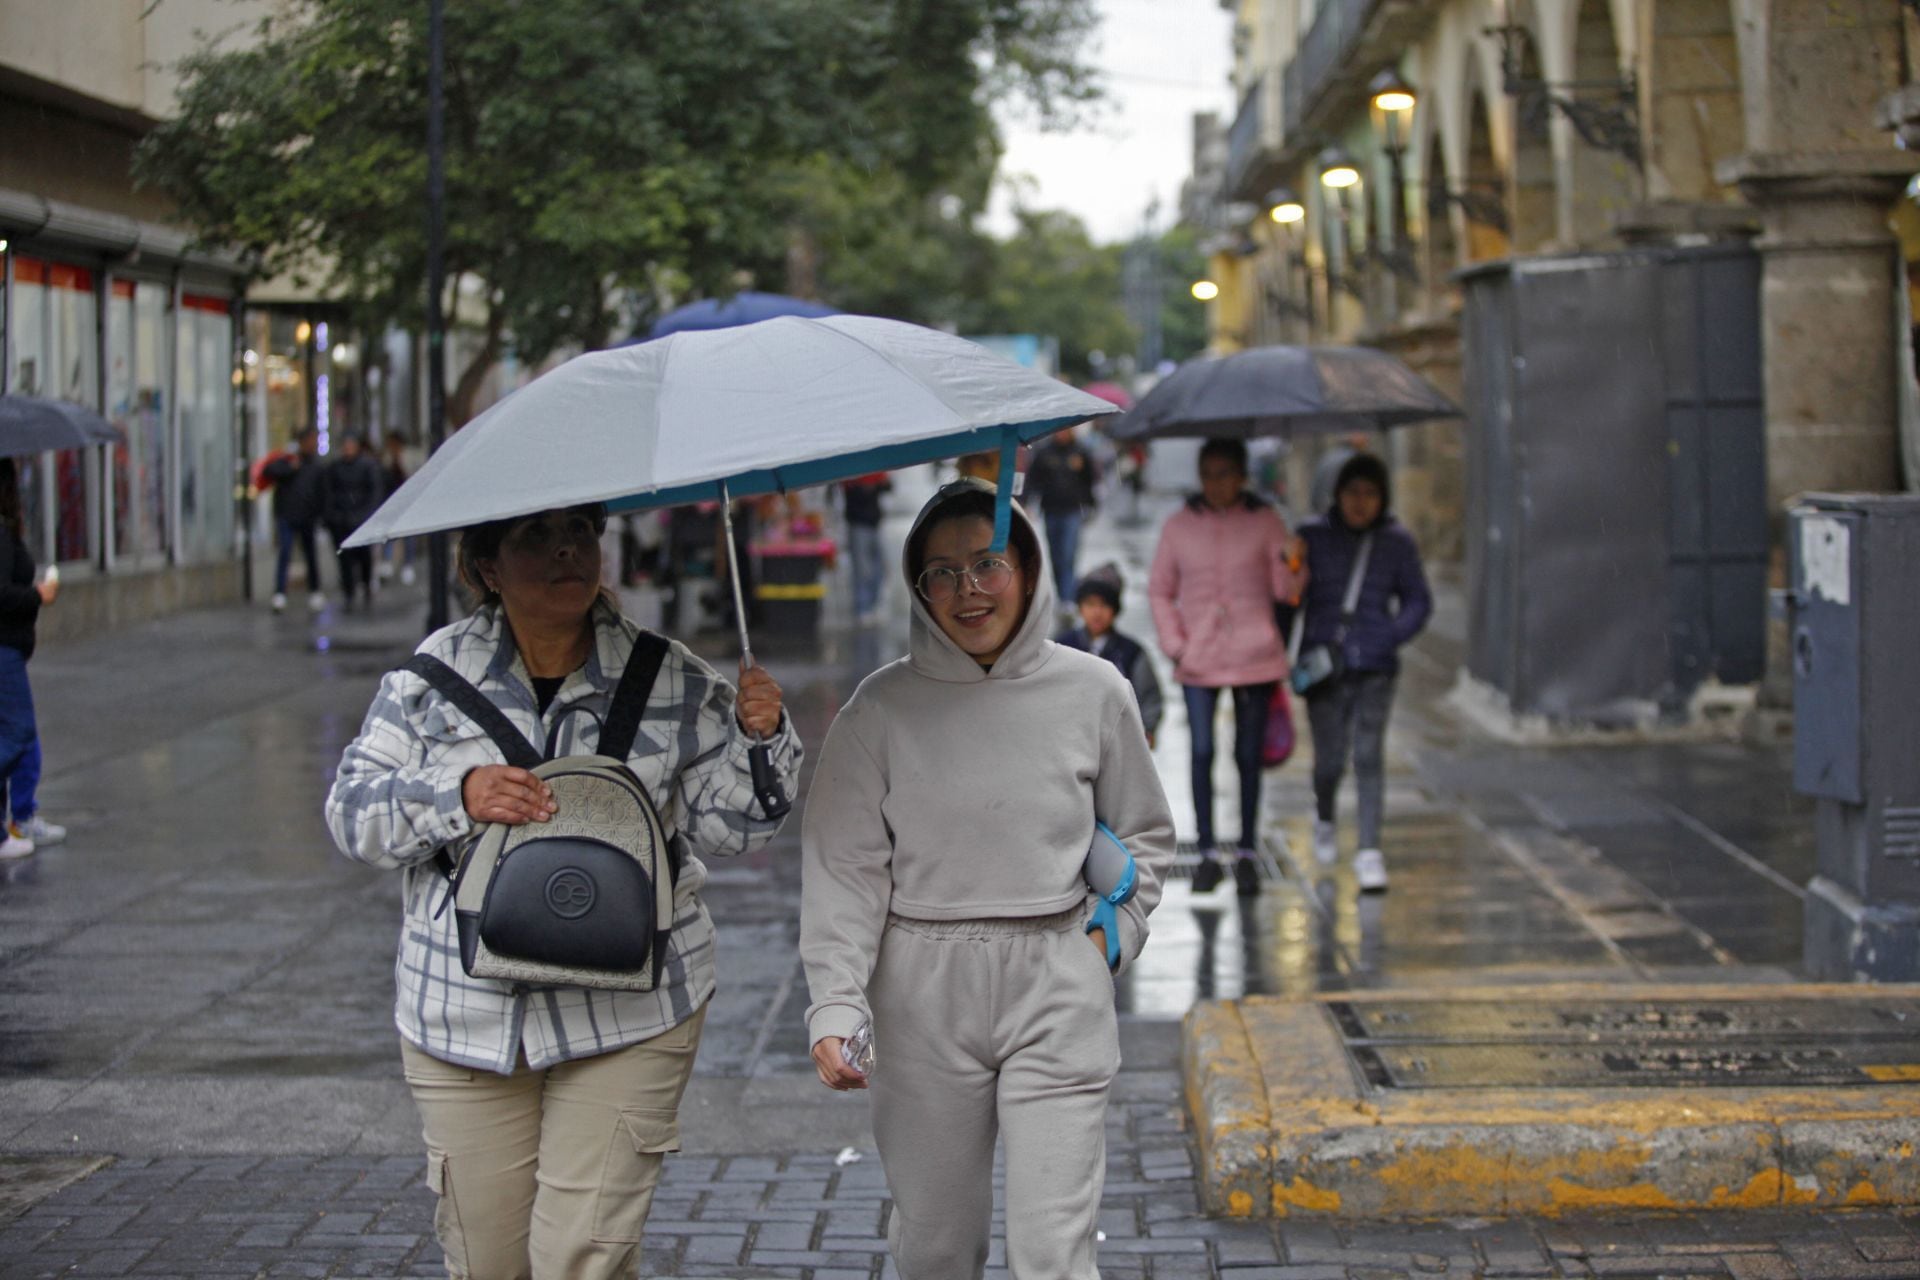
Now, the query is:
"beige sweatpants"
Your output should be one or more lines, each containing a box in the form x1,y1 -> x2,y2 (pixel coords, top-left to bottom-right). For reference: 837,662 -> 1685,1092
401,1004 -> 705,1280
869,907 -> 1121,1280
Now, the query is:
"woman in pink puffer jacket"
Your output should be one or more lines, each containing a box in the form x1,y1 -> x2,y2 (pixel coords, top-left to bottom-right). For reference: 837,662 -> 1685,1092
1149,439 -> 1302,896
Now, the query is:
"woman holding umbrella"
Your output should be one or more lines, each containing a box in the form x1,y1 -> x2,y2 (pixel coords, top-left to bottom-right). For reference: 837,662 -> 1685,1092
801,479 -> 1175,1280
1149,438 -> 1303,895
325,502 -> 798,1280
0,459 -> 57,860
1294,453 -> 1431,892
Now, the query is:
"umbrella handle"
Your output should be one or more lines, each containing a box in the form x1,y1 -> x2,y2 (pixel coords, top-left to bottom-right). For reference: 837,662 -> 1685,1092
991,428 -> 1018,554
720,480 -> 792,822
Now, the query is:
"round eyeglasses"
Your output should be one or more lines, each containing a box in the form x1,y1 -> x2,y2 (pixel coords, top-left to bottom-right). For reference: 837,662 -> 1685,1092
916,556 -> 1015,603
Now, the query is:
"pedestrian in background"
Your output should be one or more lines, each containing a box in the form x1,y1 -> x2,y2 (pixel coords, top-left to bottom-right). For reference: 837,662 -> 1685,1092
320,432 -> 384,611
802,480 -> 1174,1280
842,471 -> 891,626
0,460 -> 59,860
1308,430 -> 1371,515
1295,452 -> 1431,893
376,430 -> 416,587
261,426 -> 325,612
1024,426 -> 1101,608
1055,561 -> 1162,746
1149,438 -> 1302,898
326,502 -> 798,1280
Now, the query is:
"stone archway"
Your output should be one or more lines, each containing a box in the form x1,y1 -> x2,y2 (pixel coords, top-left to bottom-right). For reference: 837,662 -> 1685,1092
1421,124 -> 1464,305
1464,87 -> 1512,263
1643,0 -> 1743,203
1507,1 -> 1558,251
1568,0 -> 1640,244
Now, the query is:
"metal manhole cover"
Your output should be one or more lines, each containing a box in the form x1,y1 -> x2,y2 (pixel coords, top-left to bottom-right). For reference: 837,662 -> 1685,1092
1328,998 -> 1920,1090
1168,841 -> 1282,882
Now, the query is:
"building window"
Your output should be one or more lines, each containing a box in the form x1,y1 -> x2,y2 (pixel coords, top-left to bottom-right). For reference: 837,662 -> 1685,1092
8,256 -> 99,567
106,279 -> 171,564
178,294 -> 236,563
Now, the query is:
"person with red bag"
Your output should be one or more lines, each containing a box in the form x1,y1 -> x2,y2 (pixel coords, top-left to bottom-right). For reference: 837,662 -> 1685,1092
1149,438 -> 1305,898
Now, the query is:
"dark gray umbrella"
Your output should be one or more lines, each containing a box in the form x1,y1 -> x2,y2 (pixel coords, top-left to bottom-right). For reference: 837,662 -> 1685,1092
1108,344 -> 1460,441
0,395 -> 123,457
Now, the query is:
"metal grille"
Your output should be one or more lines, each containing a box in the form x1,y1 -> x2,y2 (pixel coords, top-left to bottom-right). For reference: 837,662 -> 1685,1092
1328,997 -> 1920,1090
1166,840 -> 1285,882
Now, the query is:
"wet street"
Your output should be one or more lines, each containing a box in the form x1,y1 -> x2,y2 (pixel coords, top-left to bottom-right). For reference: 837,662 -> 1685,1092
2,473 -> 1915,1278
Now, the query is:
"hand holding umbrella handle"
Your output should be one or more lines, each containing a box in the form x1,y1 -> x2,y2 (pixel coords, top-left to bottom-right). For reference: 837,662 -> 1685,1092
748,740 -> 792,820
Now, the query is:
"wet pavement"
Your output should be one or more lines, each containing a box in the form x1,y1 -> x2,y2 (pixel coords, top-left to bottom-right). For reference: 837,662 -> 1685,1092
1,474 -> 1913,1278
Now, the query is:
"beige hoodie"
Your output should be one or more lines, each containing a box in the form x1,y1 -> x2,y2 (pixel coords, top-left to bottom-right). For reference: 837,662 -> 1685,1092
800,482 -> 1177,1046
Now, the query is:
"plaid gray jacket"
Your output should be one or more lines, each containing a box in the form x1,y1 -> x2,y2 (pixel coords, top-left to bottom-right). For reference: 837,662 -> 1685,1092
324,598 -> 801,1075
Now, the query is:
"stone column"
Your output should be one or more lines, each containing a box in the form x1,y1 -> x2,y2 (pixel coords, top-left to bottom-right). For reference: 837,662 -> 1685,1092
1721,151 -> 1917,702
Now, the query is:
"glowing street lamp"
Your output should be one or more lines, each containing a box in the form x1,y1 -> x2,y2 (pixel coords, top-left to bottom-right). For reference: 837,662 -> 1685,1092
1318,147 -> 1361,190
1191,279 -> 1220,302
1266,187 -> 1306,225
1369,68 -> 1417,115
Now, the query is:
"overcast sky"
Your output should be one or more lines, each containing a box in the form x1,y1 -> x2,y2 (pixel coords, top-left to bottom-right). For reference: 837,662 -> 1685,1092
985,0 -> 1236,246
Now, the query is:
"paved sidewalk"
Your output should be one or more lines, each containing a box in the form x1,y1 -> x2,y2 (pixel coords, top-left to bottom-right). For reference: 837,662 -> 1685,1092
2,475 -> 1916,1278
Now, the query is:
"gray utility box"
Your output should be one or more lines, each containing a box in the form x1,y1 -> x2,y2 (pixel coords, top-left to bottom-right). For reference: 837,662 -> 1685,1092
1792,494 -> 1920,980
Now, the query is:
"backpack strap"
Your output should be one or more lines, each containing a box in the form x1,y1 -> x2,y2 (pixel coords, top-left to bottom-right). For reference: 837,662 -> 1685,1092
599,632 -> 671,762
399,654 -> 544,770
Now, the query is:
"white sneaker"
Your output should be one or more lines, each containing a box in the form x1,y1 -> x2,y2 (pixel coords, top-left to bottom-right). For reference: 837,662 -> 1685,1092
308,592 -> 326,612
12,816 -> 64,845
1354,848 -> 1388,893
271,592 -> 288,613
1312,819 -> 1339,867
0,833 -> 33,860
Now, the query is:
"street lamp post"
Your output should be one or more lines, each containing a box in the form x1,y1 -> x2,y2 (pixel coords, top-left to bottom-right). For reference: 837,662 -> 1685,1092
1264,187 -> 1314,338
424,0 -> 450,632
1318,146 -> 1364,303
1369,69 -> 1419,280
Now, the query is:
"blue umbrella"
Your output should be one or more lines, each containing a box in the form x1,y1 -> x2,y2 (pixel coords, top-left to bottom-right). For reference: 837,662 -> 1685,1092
648,291 -> 839,339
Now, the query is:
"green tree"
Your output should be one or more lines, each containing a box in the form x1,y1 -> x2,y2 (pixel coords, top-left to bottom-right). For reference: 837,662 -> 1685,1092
137,0 -> 1098,425
1155,224 -> 1210,366
960,208 -> 1136,380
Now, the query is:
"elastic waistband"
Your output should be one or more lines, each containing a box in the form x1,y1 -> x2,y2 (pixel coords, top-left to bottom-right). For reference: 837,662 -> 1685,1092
885,905 -> 1085,939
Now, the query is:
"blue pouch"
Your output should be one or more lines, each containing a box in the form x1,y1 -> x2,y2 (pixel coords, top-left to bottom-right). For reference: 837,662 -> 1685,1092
1083,821 -> 1138,971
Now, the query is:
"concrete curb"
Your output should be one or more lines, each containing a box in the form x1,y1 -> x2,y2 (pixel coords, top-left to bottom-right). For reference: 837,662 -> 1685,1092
1184,985 -> 1920,1219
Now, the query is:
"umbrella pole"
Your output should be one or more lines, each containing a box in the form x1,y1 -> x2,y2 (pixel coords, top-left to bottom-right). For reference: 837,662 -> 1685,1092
719,481 -> 791,821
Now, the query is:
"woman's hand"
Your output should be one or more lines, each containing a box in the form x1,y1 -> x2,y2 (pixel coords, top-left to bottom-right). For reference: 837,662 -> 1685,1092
736,663 -> 783,737
811,1037 -> 869,1091
462,765 -> 556,825
1088,926 -> 1108,961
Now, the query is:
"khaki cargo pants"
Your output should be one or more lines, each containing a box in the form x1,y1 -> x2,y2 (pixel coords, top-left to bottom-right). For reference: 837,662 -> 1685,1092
401,1004 -> 705,1280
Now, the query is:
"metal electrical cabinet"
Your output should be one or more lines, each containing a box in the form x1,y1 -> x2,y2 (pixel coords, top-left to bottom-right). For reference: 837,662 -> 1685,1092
1459,245 -> 1766,724
1793,495 -> 1920,980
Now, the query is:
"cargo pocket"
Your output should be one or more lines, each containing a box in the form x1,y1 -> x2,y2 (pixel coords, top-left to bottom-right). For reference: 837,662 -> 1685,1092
590,1107 -> 680,1244
423,1147 -> 472,1276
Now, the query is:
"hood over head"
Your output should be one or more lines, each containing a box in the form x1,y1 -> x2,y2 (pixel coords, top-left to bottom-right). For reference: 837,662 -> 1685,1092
900,477 -> 1056,682
1333,451 -> 1392,527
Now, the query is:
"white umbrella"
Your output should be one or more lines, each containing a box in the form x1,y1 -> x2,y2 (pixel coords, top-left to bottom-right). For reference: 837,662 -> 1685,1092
348,314 -> 1117,817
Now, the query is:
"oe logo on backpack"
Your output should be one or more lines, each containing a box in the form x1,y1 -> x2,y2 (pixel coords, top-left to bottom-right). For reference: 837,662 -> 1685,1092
405,633 -> 679,993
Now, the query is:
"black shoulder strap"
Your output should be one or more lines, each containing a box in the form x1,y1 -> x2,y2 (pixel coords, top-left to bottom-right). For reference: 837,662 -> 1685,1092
399,654 -> 543,771
599,632 -> 671,762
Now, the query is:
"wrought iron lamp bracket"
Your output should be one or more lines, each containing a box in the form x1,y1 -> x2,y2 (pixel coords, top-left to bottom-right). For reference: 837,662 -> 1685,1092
1427,180 -> 1511,236
1484,22 -> 1643,167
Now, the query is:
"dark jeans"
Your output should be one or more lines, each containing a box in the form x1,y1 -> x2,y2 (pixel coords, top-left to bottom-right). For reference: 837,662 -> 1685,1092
336,545 -> 375,602
1043,509 -> 1083,602
274,518 -> 321,595
1183,682 -> 1275,851
0,646 -> 38,825
1306,671 -> 1397,850
7,736 -> 39,822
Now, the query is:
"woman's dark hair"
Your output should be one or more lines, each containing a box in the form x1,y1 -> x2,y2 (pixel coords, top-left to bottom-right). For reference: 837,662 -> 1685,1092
457,503 -> 609,609
1334,451 -> 1392,513
1198,438 -> 1248,476
905,485 -> 1041,586
0,460 -> 23,542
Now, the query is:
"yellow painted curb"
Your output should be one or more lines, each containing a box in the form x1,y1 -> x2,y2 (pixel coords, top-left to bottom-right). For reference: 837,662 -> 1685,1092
1184,984 -> 1920,1219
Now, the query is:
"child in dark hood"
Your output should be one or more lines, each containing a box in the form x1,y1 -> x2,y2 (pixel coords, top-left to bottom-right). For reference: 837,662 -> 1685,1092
1056,561 -> 1163,745
800,479 -> 1175,1279
1293,452 -> 1432,893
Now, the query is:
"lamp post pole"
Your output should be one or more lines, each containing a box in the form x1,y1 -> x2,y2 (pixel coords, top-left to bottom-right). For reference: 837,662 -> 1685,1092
424,0 -> 450,632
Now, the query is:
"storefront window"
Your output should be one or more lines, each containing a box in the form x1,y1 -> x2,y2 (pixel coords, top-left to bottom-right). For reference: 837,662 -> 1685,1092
178,295 -> 237,562
106,280 -> 171,563
7,257 -> 97,565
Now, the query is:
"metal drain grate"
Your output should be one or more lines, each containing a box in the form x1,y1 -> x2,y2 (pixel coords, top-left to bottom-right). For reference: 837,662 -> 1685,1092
1166,840 -> 1285,882
1328,996 -> 1920,1090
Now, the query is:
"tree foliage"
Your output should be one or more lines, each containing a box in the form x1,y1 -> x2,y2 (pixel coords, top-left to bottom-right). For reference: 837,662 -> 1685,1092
138,0 -> 1099,422
958,209 -> 1135,380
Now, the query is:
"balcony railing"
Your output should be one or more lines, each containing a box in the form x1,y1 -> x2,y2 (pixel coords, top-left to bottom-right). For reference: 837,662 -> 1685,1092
1225,75 -> 1266,199
1284,0 -> 1384,133
1225,73 -> 1288,200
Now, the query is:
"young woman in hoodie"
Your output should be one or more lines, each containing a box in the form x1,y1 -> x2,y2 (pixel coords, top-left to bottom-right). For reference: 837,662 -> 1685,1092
801,479 -> 1176,1280
1148,438 -> 1303,896
1294,452 -> 1432,892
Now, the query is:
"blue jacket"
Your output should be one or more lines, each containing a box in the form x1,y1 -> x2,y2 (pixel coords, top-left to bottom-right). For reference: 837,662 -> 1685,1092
1296,513 -> 1431,675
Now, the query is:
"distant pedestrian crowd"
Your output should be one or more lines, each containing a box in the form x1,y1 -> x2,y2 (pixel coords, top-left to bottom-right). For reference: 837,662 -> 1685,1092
256,428 -> 416,614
